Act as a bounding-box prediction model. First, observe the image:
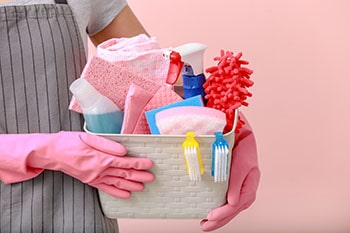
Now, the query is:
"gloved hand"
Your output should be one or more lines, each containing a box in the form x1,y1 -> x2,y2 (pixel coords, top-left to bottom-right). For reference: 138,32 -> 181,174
0,131 -> 155,199
200,113 -> 260,231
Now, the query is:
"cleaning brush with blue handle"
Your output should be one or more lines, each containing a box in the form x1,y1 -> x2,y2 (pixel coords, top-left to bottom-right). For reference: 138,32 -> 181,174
212,132 -> 229,182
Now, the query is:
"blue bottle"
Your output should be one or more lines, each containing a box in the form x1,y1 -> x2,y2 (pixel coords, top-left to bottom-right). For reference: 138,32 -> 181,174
182,70 -> 206,100
70,78 -> 124,134
171,43 -> 207,102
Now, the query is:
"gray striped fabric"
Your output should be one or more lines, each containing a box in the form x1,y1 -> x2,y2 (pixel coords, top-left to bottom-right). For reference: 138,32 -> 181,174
0,3 -> 119,233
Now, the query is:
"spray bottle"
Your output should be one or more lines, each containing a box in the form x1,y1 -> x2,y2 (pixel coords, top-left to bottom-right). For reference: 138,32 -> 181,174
69,78 -> 124,134
163,43 -> 207,101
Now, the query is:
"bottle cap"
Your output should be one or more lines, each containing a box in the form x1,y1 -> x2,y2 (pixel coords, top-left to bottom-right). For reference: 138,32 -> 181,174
69,78 -> 100,109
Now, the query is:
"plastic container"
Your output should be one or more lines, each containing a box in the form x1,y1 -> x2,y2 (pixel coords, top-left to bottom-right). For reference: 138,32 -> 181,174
84,109 -> 239,219
70,78 -> 124,134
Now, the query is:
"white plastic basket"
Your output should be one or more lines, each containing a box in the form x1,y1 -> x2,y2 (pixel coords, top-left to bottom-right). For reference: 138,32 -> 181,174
85,109 -> 238,219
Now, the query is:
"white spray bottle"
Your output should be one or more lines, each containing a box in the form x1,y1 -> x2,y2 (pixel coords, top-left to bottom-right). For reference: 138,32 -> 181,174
163,43 -> 207,101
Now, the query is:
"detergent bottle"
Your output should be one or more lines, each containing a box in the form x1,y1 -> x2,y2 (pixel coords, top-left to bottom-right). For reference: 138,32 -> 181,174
69,78 -> 124,134
164,43 -> 207,101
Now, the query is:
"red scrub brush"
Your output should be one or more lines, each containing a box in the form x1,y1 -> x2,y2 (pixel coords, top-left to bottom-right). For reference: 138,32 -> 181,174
203,50 -> 254,133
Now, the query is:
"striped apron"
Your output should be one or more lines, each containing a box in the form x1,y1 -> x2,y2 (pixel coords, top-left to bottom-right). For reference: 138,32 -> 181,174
0,1 -> 119,232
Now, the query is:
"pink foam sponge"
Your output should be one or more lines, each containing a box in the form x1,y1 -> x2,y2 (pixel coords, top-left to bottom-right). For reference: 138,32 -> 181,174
155,106 -> 226,135
203,50 -> 254,133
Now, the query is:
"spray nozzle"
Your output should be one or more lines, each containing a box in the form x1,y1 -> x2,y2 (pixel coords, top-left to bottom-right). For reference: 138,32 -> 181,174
164,43 -> 207,85
175,43 -> 207,76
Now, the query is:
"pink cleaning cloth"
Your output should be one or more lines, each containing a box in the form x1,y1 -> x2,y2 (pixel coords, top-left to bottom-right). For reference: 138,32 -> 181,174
132,85 -> 183,134
96,34 -> 170,85
69,56 -> 162,112
97,34 -> 160,58
155,106 -> 227,135
121,83 -> 154,134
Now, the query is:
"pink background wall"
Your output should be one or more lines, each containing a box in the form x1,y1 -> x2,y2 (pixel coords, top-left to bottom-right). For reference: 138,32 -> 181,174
93,0 -> 350,232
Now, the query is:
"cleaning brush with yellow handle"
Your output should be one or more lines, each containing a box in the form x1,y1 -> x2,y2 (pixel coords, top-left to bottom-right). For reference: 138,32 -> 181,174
182,132 -> 204,181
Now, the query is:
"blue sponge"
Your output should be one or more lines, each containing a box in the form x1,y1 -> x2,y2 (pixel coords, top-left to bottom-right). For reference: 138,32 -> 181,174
145,95 -> 204,134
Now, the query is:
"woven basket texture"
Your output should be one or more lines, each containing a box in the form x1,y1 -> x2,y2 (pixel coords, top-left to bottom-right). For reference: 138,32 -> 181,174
87,129 -> 236,219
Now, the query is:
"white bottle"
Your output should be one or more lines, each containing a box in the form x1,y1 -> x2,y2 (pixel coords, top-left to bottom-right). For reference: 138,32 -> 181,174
70,78 -> 124,134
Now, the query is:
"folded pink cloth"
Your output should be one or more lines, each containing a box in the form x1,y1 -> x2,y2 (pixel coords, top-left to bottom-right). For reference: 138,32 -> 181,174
96,34 -> 170,85
69,56 -> 162,112
121,83 -> 153,134
132,85 -> 182,134
97,34 -> 160,59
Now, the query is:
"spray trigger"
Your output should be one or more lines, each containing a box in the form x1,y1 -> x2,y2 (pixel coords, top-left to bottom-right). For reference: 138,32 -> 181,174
163,50 -> 184,85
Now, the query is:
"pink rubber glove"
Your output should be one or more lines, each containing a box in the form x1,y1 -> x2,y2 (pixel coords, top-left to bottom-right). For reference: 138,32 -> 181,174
200,113 -> 260,231
0,131 -> 155,199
